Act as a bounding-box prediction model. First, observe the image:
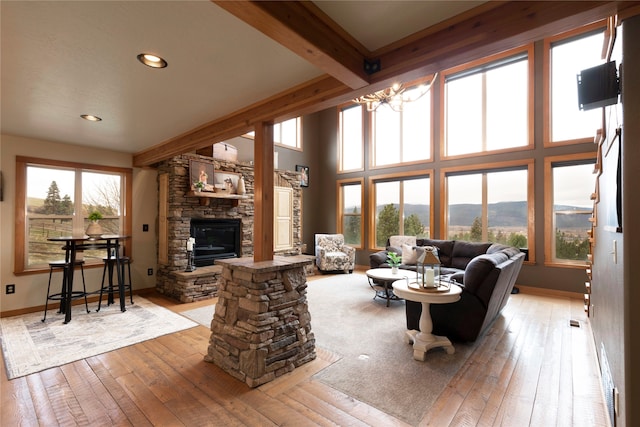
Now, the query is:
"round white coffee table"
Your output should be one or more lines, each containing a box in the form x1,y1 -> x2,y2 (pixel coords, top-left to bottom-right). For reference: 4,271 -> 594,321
392,280 -> 462,361
365,268 -> 413,306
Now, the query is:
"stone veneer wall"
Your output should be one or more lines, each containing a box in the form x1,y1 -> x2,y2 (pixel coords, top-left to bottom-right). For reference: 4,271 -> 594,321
156,153 -> 304,302
205,257 -> 315,387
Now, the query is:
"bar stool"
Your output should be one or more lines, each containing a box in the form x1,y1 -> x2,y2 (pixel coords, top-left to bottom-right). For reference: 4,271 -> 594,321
42,259 -> 89,322
97,254 -> 134,311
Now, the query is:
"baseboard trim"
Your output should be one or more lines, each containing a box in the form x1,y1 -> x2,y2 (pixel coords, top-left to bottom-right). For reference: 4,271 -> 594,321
515,284 -> 583,300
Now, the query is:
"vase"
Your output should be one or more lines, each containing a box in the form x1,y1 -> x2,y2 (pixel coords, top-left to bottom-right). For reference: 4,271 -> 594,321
237,176 -> 246,195
391,266 -> 399,275
86,220 -> 103,238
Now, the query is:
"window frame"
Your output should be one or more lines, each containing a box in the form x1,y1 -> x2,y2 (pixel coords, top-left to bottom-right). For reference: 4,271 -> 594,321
368,75 -> 435,170
440,159 -> 535,262
337,103 -> 365,173
440,45 -> 534,160
336,178 -> 365,250
543,20 -> 607,147
368,170 -> 434,251
14,156 -> 133,275
544,152 -> 597,268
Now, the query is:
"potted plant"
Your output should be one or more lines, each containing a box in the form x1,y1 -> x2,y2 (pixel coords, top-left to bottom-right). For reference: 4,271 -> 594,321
193,181 -> 205,192
86,211 -> 103,238
387,252 -> 402,274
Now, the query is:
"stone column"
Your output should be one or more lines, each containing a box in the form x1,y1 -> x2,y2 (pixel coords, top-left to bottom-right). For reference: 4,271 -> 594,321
205,256 -> 316,387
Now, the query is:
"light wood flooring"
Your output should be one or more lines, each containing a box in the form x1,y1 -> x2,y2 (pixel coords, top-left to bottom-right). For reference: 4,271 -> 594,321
1,279 -> 610,426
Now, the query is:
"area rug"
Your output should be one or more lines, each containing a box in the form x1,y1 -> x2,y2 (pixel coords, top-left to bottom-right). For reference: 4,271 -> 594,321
180,305 -> 215,328
0,297 -> 197,380
306,273 -> 478,426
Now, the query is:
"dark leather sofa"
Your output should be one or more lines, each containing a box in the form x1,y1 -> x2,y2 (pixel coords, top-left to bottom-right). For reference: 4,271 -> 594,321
369,238 -> 525,342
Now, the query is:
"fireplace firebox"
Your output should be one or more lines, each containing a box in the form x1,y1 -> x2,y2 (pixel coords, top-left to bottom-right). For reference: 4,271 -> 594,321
190,218 -> 241,267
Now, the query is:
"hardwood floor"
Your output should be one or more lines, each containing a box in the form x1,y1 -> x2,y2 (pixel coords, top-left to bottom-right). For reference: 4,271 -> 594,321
1,286 -> 609,426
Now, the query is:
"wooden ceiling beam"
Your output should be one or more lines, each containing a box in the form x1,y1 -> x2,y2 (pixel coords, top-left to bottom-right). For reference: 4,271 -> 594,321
213,0 -> 370,89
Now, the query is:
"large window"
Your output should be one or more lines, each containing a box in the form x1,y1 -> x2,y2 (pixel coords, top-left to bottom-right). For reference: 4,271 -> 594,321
443,47 -> 533,157
15,157 -> 132,273
273,117 -> 302,150
337,179 -> 364,248
545,22 -> 606,145
544,154 -> 596,266
338,104 -> 364,172
243,117 -> 302,150
371,79 -> 432,167
370,172 -> 432,249
443,162 -> 533,253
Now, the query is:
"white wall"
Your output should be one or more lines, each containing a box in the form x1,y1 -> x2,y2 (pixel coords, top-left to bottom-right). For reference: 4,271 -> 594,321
0,134 -> 158,313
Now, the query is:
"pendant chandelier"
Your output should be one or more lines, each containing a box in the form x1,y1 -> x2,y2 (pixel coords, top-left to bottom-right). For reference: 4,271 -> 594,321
353,73 -> 438,113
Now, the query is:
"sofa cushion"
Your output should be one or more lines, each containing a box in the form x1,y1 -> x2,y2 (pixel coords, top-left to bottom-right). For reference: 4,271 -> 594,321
451,241 -> 492,270
487,243 -> 521,257
369,251 -> 389,267
463,252 -> 508,296
419,239 -> 455,267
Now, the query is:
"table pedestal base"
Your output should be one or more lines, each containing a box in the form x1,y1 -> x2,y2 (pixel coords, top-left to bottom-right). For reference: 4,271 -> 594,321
404,329 -> 455,361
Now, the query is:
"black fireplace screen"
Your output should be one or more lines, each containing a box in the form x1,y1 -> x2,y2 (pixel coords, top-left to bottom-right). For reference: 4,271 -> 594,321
190,218 -> 241,266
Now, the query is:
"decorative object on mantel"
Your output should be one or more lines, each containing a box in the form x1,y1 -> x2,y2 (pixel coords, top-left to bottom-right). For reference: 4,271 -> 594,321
185,237 -> 196,272
193,181 -> 205,193
86,211 -> 103,238
352,73 -> 437,112
236,175 -> 246,195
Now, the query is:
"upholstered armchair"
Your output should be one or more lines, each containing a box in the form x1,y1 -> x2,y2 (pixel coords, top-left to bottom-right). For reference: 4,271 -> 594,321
315,234 -> 355,273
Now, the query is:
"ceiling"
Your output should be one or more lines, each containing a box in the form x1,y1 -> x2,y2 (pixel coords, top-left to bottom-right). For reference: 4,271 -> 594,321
1,1 -> 634,166
1,1 -> 482,155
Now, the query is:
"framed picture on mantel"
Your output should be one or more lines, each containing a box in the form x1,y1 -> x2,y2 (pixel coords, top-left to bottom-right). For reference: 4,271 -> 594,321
190,160 -> 215,192
296,165 -> 309,188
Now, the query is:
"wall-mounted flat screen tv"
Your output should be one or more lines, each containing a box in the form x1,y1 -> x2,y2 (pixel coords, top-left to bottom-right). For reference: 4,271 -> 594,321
577,61 -> 619,111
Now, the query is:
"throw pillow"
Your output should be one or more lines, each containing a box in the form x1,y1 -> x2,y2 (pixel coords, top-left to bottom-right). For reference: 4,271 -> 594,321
389,235 -> 416,248
401,244 -> 420,265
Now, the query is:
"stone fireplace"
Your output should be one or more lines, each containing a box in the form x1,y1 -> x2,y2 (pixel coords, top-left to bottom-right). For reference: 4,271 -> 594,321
155,154 -> 304,302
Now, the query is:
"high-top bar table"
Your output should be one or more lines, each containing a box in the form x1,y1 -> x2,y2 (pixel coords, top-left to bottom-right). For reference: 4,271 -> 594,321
47,234 -> 129,323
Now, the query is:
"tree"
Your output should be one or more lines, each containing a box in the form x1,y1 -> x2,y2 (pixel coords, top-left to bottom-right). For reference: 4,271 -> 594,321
83,176 -> 120,216
376,204 -> 399,247
508,233 -> 528,248
39,181 -> 73,215
343,207 -> 361,245
404,213 -> 425,237
469,216 -> 482,242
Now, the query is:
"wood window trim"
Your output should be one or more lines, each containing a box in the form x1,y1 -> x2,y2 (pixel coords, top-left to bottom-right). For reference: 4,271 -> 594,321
336,178 -> 365,250
542,20 -> 607,148
367,169 -> 434,251
439,44 -> 535,160
14,156 -> 133,275
440,159 -> 535,263
543,152 -> 597,268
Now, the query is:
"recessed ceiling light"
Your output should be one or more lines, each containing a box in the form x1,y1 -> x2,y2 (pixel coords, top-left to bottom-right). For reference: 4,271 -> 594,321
81,114 -> 102,122
137,53 -> 168,68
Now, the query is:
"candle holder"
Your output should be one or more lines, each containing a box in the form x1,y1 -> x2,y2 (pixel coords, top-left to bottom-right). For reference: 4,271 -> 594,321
416,246 -> 440,289
185,249 -> 196,272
